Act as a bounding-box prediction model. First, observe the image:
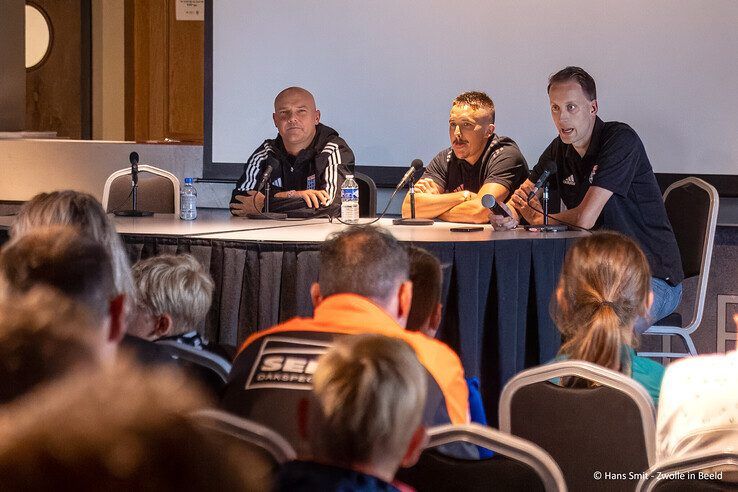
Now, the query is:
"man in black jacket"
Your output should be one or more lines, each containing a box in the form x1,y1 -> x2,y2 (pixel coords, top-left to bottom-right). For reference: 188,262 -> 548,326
230,87 -> 355,216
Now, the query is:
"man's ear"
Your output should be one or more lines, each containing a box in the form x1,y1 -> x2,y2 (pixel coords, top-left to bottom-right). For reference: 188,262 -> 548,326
107,294 -> 127,343
310,283 -> 323,308
272,112 -> 278,128
486,122 -> 496,138
590,99 -> 598,116
154,313 -> 173,338
398,280 -> 413,321
314,109 -> 321,125
400,426 -> 428,469
429,303 -> 443,332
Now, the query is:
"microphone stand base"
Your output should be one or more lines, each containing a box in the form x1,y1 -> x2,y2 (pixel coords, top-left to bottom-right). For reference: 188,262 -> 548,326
523,224 -> 568,232
114,210 -> 154,217
247,212 -> 288,220
392,218 -> 434,226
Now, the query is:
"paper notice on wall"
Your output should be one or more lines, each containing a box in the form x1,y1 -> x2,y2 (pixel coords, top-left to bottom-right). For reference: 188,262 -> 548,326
176,0 -> 204,21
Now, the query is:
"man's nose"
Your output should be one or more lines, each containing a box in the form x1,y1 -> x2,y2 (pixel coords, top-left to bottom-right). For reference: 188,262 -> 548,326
453,125 -> 462,137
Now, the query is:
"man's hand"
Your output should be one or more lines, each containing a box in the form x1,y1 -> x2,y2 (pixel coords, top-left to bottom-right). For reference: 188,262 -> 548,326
294,189 -> 330,208
230,191 -> 265,216
414,178 -> 441,194
488,201 -> 519,230
509,187 -> 544,224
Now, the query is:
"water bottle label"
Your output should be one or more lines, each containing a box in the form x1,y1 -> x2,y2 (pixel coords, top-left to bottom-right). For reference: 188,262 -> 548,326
307,174 -> 316,190
341,187 -> 358,201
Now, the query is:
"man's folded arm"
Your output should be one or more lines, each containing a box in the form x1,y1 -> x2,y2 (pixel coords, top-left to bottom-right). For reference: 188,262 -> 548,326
438,182 -> 509,223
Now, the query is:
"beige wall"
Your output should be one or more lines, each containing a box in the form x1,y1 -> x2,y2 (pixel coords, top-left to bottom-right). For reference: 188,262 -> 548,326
0,140 -> 232,208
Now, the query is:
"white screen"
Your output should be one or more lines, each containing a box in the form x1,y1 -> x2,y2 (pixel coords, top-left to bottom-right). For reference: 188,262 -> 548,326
212,0 -> 738,174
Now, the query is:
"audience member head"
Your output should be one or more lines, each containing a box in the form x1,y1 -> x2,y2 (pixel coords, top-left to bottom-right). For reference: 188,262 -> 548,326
273,87 -> 320,155
309,334 -> 427,483
0,226 -> 125,353
449,91 -> 495,164
554,231 -> 652,373
0,361 -> 259,491
0,288 -> 101,404
129,254 -> 214,341
312,225 -> 412,324
12,190 -> 135,299
406,246 -> 443,337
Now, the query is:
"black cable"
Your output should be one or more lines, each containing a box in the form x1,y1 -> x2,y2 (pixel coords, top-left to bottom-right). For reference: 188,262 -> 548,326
525,194 -> 592,234
108,188 -> 135,214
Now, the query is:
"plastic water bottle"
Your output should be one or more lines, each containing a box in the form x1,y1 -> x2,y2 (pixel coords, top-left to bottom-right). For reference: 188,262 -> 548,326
340,175 -> 360,224
180,177 -> 197,220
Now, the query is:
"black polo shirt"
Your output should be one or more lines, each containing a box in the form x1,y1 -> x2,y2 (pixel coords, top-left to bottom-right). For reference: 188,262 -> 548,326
423,135 -> 528,194
530,117 -> 683,286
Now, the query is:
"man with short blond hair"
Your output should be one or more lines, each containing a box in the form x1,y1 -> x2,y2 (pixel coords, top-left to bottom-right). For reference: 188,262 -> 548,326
405,91 -> 528,223
230,87 -> 355,215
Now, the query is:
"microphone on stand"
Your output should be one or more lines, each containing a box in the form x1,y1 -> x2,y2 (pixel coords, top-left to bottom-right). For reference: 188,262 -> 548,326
247,159 -> 287,220
527,161 -> 557,200
114,151 -> 154,217
393,159 -> 434,226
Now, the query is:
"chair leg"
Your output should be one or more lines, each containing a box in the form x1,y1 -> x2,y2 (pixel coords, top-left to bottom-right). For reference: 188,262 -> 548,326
661,335 -> 671,365
683,334 -> 698,356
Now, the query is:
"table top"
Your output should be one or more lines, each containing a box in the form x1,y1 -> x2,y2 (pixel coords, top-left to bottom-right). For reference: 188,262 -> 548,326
0,209 -> 588,243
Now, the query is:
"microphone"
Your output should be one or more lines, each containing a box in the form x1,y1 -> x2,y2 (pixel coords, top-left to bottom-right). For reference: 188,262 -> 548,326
481,194 -> 511,218
396,159 -> 424,190
255,163 -> 274,192
129,151 -> 139,186
528,161 -> 557,200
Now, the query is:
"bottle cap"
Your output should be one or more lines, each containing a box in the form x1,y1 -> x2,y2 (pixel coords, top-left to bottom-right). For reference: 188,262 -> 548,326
184,177 -> 193,184
346,175 -> 354,178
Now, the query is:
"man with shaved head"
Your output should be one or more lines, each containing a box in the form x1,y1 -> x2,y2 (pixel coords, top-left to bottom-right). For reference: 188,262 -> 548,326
230,87 -> 355,215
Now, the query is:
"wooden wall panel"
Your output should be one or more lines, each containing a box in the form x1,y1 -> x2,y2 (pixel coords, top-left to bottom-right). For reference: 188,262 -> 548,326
25,0 -> 91,139
126,0 -> 203,143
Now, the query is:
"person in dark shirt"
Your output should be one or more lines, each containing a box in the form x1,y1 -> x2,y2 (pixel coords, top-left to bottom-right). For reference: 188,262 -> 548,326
404,91 -> 528,223
230,87 -> 355,216
490,67 -> 683,332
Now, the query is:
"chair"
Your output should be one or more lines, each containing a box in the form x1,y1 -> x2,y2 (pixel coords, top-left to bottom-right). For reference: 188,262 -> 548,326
156,339 -> 232,396
499,360 -> 656,492
102,164 -> 180,214
639,177 -> 719,359
637,452 -> 738,491
396,423 -> 567,492
353,172 -> 377,218
191,408 -> 296,465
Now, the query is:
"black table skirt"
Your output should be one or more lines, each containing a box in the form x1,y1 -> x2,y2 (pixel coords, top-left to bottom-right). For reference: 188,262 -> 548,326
123,234 -> 578,422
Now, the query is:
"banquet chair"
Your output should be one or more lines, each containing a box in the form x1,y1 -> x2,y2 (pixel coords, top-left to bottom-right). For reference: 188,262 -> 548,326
639,177 -> 718,359
499,360 -> 656,492
102,164 -> 180,214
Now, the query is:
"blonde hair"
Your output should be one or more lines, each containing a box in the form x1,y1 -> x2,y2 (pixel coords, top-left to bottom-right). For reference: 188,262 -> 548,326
132,254 -> 214,336
554,232 -> 651,373
311,334 -> 427,470
12,191 -> 134,299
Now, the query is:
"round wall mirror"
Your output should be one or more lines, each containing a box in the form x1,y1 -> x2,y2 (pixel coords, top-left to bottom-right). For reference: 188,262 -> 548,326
25,3 -> 52,70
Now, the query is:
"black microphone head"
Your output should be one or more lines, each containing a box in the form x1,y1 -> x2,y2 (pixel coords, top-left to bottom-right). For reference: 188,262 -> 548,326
481,194 -> 496,209
262,163 -> 273,176
411,159 -> 423,170
129,151 -> 139,165
543,160 -> 557,174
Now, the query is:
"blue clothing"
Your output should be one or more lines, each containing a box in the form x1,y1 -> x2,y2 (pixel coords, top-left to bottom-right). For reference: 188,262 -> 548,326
635,278 -> 683,335
465,377 -> 494,459
277,461 -> 401,492
554,347 -> 665,406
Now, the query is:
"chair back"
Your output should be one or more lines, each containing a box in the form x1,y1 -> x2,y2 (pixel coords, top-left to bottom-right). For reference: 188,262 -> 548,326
396,423 -> 567,492
156,340 -> 231,396
637,452 -> 738,492
103,164 -> 180,213
499,361 -> 656,492
663,177 -> 718,280
354,172 -> 377,218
